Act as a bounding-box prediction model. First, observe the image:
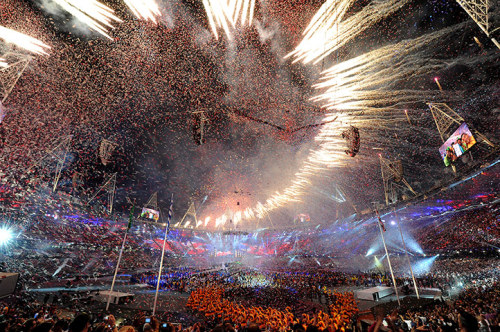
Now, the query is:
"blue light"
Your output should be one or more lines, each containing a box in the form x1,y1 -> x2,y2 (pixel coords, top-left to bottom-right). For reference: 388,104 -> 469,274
412,255 -> 439,276
0,227 -> 13,246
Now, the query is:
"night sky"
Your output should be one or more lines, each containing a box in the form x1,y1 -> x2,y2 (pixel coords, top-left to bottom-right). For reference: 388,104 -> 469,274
0,0 -> 498,228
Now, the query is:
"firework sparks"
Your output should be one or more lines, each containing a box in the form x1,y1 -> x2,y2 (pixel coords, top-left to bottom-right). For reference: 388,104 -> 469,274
207,24 -> 466,229
203,0 -> 256,40
311,25 -> 460,110
52,0 -> 122,39
285,0 -> 353,63
287,0 -> 409,64
123,0 -> 161,23
0,26 -> 50,55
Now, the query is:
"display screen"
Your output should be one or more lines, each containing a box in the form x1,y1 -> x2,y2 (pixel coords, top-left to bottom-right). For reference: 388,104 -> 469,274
439,123 -> 476,166
140,207 -> 160,221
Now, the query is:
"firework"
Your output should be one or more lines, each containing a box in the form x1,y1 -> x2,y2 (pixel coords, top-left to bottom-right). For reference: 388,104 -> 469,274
287,0 -> 409,64
233,211 -> 242,226
203,0 -> 256,40
285,0 -> 353,63
0,26 -> 51,55
434,77 -> 443,91
0,58 -> 7,68
123,0 -> 161,23
207,25 -> 466,229
52,0 -> 122,39
311,26 -> 459,110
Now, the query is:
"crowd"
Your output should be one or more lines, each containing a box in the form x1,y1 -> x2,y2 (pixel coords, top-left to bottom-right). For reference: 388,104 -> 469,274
1,263 -> 498,332
369,282 -> 499,332
414,208 -> 498,251
187,286 -> 358,332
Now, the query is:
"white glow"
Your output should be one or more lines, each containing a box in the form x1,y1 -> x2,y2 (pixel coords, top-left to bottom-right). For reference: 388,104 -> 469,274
123,0 -> 161,23
0,26 -> 51,55
51,0 -> 122,39
0,228 -> 13,246
203,0 -> 255,40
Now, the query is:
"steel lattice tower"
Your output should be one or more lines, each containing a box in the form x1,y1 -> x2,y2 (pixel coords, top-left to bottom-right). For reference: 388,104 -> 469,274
0,53 -> 31,103
455,0 -> 500,49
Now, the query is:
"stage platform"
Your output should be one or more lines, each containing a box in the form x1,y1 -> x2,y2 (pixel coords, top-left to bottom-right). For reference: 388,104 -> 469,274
92,290 -> 134,304
356,286 -> 394,301
0,273 -> 19,299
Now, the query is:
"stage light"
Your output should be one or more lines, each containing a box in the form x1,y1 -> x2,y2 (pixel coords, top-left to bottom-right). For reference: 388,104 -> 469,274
373,256 -> 384,271
412,255 -> 438,276
390,220 -> 396,225
365,248 -> 375,256
0,227 -> 13,246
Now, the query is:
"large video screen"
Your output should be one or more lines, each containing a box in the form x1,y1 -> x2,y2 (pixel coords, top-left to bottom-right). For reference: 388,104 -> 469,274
140,207 -> 160,221
439,123 -> 476,166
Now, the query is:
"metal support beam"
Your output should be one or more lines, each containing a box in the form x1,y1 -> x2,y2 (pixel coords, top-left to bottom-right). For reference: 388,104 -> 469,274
380,155 -> 416,206
87,173 -> 117,214
176,201 -> 197,228
455,0 -> 499,50
0,53 -> 31,103
29,135 -> 73,193
428,103 -> 495,147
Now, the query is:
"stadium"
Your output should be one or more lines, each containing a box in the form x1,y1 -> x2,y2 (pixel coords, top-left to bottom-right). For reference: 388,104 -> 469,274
0,0 -> 499,331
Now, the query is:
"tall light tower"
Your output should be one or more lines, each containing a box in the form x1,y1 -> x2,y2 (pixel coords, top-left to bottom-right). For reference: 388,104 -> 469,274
87,173 -> 117,214
428,103 -> 495,147
29,135 -> 73,192
0,53 -> 31,103
379,156 -> 417,206
455,0 -> 500,49
176,201 -> 198,228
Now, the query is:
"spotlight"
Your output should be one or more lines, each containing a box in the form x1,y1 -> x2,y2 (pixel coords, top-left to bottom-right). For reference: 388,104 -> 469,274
390,220 -> 396,226
0,227 -> 13,246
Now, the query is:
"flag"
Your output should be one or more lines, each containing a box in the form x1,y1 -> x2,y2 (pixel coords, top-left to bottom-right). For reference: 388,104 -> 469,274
127,205 -> 135,230
375,209 -> 386,232
167,195 -> 173,230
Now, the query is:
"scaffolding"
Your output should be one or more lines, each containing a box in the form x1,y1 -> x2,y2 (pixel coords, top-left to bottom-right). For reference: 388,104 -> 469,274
455,0 -> 500,49
29,135 -> 73,192
99,139 -> 118,166
379,155 -> 417,206
176,201 -> 198,228
0,53 -> 31,103
428,103 -> 495,147
87,173 -> 117,214
143,192 -> 159,210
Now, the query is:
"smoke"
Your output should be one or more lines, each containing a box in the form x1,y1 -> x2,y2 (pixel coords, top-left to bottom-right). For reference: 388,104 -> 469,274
35,0 -> 110,38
